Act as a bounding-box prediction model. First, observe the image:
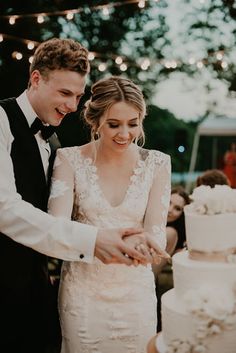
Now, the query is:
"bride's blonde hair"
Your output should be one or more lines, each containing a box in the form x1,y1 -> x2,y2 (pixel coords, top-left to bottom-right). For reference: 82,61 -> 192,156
83,76 -> 146,145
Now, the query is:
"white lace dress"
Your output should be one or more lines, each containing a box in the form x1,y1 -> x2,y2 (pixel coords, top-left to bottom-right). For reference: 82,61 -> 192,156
48,146 -> 171,353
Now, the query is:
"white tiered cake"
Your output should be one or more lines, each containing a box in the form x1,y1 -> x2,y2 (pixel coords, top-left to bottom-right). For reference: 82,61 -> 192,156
156,185 -> 236,353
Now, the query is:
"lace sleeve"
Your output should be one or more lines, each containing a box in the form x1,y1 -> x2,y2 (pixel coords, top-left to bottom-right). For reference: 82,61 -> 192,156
48,148 -> 74,219
143,152 -> 171,250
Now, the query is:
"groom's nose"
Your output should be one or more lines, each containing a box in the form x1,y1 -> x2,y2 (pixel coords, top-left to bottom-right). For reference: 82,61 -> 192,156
66,96 -> 78,112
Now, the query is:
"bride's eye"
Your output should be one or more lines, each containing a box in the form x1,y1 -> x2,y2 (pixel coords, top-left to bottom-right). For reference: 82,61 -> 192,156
108,123 -> 119,128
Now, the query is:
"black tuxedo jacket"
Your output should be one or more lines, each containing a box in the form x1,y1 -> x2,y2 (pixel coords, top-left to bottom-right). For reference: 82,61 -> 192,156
0,97 -> 61,353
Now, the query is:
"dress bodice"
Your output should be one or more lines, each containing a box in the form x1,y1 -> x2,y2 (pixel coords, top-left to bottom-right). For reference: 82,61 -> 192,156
49,146 -> 171,251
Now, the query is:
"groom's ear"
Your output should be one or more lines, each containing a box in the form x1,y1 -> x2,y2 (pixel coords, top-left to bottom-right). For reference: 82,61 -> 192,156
30,70 -> 41,88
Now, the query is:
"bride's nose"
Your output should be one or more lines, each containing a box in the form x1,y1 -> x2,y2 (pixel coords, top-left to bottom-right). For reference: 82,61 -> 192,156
118,126 -> 130,138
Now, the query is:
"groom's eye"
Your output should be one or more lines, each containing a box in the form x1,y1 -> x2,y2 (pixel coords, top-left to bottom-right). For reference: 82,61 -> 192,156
60,91 -> 69,96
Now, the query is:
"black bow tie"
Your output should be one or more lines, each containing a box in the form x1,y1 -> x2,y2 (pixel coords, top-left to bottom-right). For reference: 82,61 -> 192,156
30,118 -> 55,141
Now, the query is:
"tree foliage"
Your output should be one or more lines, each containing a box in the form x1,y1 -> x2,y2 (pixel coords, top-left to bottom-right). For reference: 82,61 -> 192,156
0,0 -> 235,172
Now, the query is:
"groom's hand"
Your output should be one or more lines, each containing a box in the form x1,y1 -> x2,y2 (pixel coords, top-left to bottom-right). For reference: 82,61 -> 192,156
94,228 -> 149,265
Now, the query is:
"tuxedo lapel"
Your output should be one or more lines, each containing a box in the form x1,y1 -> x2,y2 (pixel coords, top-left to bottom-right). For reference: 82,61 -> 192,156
1,98 -> 48,209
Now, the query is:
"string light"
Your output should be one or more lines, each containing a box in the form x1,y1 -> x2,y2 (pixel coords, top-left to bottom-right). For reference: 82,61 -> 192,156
115,56 -> 123,65
37,15 -> 45,23
140,58 -> 151,70
138,0 -> 146,8
164,60 -> 178,69
102,7 -> 110,16
88,52 -> 95,61
98,63 -> 107,72
6,33 -> 229,73
120,63 -> 127,71
0,0 -> 144,23
29,56 -> 34,63
66,12 -> 74,20
216,52 -> 224,60
9,16 -> 17,25
196,61 -> 204,69
27,41 -> 35,50
12,51 -> 23,60
188,57 -> 196,65
3,31 -> 229,73
0,0 -> 230,74
221,61 -> 228,69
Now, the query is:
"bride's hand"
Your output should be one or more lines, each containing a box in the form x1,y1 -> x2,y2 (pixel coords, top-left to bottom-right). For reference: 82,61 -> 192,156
123,234 -> 152,266
124,232 -> 170,266
143,232 -> 170,264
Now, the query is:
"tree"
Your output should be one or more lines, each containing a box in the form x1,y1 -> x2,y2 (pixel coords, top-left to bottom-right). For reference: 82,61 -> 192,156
0,0 -> 170,99
143,105 -> 195,172
1,0 -> 235,100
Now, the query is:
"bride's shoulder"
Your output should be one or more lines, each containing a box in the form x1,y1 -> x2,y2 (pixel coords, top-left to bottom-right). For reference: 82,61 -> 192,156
139,147 -> 170,165
78,142 -> 94,158
57,143 -> 93,158
55,145 -> 90,167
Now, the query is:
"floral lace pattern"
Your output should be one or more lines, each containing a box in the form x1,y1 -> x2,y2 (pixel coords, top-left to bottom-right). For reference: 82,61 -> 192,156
49,178 -> 69,199
49,146 -> 171,353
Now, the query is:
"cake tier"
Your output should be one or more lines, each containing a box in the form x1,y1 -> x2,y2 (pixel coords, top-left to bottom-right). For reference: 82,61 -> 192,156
161,289 -> 236,353
172,251 -> 236,298
184,211 -> 236,252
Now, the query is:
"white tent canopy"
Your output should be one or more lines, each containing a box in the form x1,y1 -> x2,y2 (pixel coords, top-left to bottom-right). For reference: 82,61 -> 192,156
187,116 -> 236,190
197,116 -> 236,136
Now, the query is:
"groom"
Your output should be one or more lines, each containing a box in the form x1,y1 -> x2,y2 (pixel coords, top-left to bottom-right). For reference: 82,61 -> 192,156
0,38 -> 166,353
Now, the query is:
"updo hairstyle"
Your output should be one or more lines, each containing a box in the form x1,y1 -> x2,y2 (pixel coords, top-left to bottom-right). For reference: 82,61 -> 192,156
83,76 -> 146,144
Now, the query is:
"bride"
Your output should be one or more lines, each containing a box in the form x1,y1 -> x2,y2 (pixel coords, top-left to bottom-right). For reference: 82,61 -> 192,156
48,76 -> 171,353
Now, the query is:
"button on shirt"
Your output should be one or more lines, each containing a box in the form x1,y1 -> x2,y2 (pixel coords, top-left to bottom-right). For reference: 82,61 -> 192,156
0,90 -> 97,262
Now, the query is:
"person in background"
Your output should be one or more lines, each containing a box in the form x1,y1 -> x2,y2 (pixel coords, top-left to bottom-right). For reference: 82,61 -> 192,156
152,185 -> 190,332
196,168 -> 230,188
153,186 -> 190,277
48,75 -> 171,353
0,38 -> 158,353
223,142 -> 236,188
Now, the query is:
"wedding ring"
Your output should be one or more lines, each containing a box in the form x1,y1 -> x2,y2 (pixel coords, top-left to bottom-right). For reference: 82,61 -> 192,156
135,243 -> 143,250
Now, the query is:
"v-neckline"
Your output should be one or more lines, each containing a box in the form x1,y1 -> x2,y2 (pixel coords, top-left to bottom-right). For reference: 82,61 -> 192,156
78,148 -> 148,209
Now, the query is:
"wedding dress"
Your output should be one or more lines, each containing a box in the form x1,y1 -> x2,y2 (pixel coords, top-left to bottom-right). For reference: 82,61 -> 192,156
48,146 -> 171,353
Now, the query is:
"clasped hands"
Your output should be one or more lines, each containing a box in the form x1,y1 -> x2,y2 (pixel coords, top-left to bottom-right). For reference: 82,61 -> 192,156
123,230 -> 170,266
95,227 -> 170,266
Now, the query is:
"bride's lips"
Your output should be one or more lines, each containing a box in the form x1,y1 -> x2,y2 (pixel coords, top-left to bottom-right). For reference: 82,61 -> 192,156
113,139 -> 129,146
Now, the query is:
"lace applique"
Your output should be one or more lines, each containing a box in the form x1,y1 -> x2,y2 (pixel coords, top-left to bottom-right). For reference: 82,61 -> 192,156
49,178 -> 69,199
152,224 -> 167,250
52,156 -> 62,169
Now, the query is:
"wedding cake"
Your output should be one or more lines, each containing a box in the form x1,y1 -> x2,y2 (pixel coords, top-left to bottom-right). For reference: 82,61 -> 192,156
156,185 -> 236,353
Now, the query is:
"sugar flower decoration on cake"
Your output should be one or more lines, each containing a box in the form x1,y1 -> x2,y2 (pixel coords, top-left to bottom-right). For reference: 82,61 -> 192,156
185,185 -> 236,215
167,284 -> 236,353
184,285 -> 236,323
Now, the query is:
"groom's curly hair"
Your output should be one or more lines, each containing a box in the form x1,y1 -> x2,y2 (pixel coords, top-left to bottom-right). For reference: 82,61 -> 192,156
28,38 -> 90,86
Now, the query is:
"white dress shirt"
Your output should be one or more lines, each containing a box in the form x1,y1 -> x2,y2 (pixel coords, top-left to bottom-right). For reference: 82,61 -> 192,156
17,91 -> 51,176
0,91 -> 97,262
